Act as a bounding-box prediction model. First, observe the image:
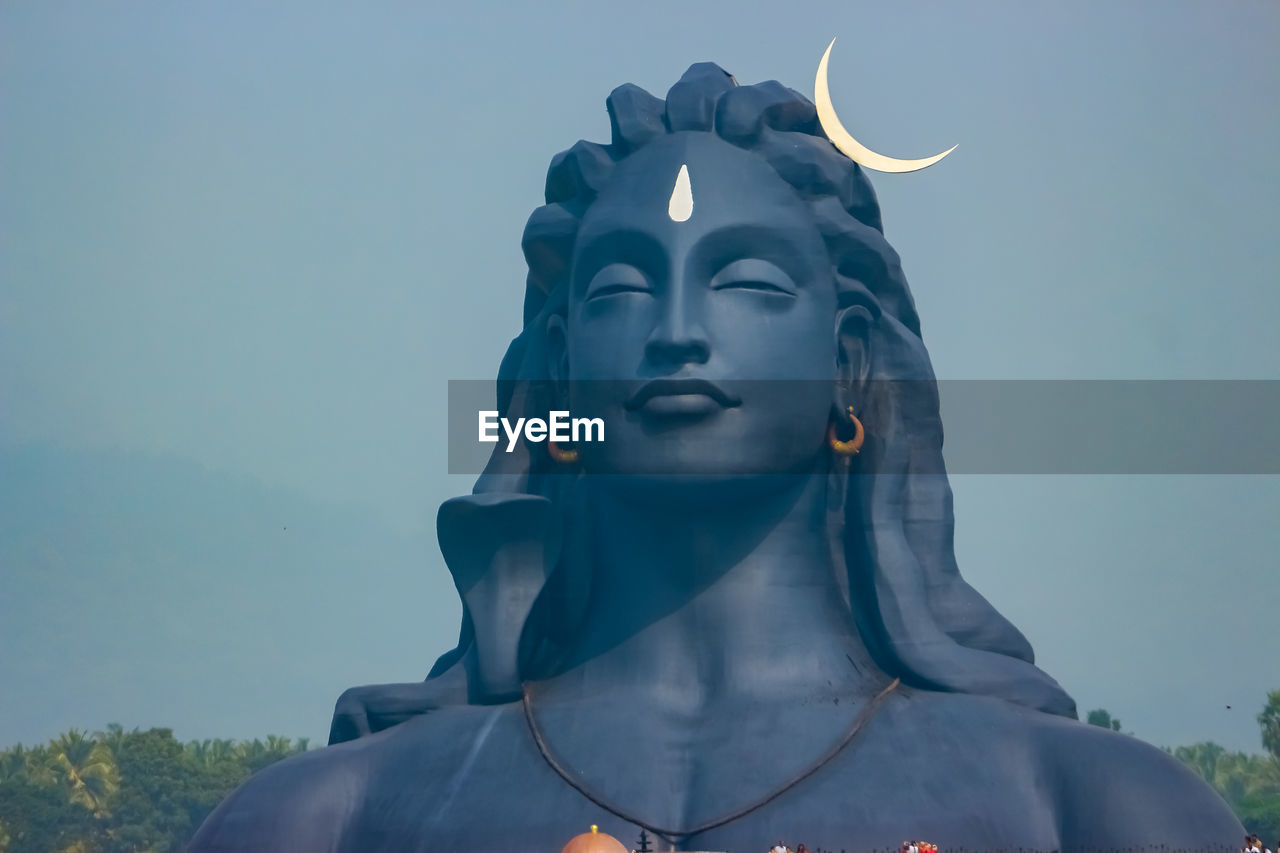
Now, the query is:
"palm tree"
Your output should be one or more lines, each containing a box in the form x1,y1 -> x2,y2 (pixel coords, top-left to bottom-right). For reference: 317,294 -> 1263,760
185,738 -> 213,767
207,738 -> 238,765
264,735 -> 299,757
0,745 -> 30,785
49,729 -> 117,814
1214,751 -> 1256,805
21,743 -> 58,787
94,722 -> 129,757
235,738 -> 270,772
1173,741 -> 1226,785
267,735 -> 289,751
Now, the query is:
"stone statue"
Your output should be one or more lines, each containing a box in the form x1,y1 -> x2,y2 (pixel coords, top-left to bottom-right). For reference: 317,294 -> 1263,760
190,61 -> 1243,852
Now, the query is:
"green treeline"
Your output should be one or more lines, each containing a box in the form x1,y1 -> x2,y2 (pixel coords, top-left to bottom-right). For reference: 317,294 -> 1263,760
0,726 -> 307,853
0,691 -> 1277,852
1168,741 -> 1280,842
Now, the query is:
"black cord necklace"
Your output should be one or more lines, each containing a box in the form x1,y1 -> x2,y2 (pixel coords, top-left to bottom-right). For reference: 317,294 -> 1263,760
521,677 -> 901,847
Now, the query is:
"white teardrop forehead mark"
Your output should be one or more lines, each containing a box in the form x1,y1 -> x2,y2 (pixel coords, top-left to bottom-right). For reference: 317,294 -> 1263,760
667,164 -> 693,222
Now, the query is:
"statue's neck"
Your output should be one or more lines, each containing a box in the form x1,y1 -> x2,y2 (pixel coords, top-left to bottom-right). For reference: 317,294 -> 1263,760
551,473 -> 881,702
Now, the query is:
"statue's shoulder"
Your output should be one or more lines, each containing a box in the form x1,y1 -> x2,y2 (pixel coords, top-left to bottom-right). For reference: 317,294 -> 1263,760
1024,707 -> 1243,846
882,690 -> 1241,846
190,702 -> 528,852
187,737 -> 367,852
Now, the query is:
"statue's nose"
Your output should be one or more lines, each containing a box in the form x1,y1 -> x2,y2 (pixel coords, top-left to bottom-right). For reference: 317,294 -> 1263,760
644,284 -> 709,367
644,304 -> 709,367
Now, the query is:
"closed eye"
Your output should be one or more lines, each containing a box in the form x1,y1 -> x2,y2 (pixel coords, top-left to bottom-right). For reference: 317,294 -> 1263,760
589,282 -> 651,298
709,258 -> 797,296
585,263 -> 652,300
713,279 -> 793,294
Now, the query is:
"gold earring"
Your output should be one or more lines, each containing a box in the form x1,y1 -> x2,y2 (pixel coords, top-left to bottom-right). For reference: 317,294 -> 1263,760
547,440 -> 579,464
828,406 -> 864,456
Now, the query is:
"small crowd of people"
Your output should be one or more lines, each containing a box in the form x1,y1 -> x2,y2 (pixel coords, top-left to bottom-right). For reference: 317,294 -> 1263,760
766,841 -> 939,853
1243,834 -> 1276,853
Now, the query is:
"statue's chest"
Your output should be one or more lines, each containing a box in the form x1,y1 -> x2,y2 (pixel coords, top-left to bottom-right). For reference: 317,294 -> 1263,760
352,700 -> 1060,852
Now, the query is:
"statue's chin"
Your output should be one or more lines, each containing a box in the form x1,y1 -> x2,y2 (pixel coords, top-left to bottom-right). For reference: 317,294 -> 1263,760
580,441 -> 828,480
584,469 -> 819,507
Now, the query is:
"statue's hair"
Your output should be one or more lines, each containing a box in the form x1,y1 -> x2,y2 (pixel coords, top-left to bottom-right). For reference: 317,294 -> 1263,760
452,64 -> 1076,717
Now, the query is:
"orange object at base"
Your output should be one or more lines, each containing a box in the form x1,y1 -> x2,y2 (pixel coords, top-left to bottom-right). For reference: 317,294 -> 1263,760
561,825 -> 629,853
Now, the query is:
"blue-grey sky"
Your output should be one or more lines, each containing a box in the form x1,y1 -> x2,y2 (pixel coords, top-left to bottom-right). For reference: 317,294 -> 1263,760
1,1 -> 1277,752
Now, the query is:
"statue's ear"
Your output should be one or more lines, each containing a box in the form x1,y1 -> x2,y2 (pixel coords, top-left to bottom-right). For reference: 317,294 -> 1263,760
834,303 -> 873,413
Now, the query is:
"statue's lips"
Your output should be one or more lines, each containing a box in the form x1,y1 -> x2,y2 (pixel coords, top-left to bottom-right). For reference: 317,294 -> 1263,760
624,378 -> 741,417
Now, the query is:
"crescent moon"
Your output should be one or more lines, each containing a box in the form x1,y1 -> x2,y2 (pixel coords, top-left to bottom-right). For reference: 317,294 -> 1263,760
815,37 -> 956,174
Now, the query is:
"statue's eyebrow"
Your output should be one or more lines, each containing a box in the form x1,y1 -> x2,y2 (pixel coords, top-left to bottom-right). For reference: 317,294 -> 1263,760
572,228 -> 667,287
692,224 -> 817,286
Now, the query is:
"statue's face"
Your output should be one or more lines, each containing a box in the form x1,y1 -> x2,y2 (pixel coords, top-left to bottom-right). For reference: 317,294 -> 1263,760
554,132 -> 839,486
